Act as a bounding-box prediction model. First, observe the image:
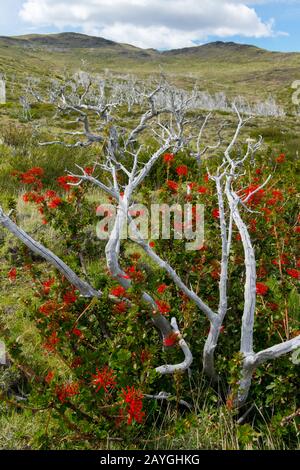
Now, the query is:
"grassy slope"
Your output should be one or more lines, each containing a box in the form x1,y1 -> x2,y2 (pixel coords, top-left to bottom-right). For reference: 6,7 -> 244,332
0,33 -> 299,106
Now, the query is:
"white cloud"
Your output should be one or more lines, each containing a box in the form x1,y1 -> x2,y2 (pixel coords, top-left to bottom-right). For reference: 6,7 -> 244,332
19,0 -> 278,49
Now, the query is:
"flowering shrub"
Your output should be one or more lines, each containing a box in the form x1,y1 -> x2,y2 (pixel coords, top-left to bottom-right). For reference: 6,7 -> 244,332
1,92 -> 299,449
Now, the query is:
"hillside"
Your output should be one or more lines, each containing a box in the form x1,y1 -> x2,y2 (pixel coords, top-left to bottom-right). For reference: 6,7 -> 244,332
0,32 -> 299,106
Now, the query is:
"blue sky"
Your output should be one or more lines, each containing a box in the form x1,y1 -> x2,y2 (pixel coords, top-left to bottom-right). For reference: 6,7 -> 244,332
0,0 -> 299,52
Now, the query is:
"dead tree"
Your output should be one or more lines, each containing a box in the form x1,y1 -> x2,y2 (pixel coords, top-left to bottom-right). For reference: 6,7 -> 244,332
1,75 -> 299,407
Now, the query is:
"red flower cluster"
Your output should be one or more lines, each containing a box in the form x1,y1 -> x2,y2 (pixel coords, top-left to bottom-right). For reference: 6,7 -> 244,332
57,175 -> 79,191
84,167 -> 94,176
45,370 -> 55,384
157,283 -> 168,294
256,282 -> 269,296
163,153 -> 174,164
8,267 -> 17,281
155,300 -> 171,315
266,189 -> 284,206
176,165 -> 188,177
197,186 -> 208,194
286,269 -> 300,280
22,192 -> 45,204
210,269 -> 220,280
42,278 -> 55,295
48,196 -> 62,209
39,300 -> 58,316
163,332 -> 179,347
111,285 -> 126,297
43,331 -> 60,352
125,265 -> 144,283
72,328 -> 83,338
19,167 -> 44,188
166,180 -> 179,192
113,301 -> 128,314
63,289 -> 78,305
15,167 -> 66,223
92,366 -> 117,393
272,254 -> 289,267
212,209 -> 220,219
121,386 -> 145,425
56,382 -> 79,403
276,153 -> 285,163
243,184 -> 265,206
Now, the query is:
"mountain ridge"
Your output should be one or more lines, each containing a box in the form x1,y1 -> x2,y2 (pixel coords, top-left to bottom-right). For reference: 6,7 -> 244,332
0,31 -> 292,56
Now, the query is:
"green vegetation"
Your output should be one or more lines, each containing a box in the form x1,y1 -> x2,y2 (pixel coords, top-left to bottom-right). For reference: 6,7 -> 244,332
0,32 -> 300,107
0,36 -> 299,450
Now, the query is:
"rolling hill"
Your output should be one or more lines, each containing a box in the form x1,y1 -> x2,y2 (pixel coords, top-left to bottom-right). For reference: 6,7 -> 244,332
0,32 -> 299,107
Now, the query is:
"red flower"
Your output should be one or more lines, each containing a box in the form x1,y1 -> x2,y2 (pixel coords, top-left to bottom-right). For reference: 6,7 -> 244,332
149,241 -> 155,249
43,331 -> 59,352
111,286 -> 126,297
63,290 -> 78,305
272,190 -> 283,200
176,165 -> 188,177
72,328 -> 83,338
294,226 -> 300,234
266,198 -> 278,206
167,180 -> 179,192
8,267 -> 17,281
125,265 -> 144,282
155,300 -> 171,315
286,269 -> 300,280
39,300 -> 57,316
84,167 -> 94,175
114,301 -> 128,314
272,254 -> 289,267
163,153 -> 174,164
256,282 -> 269,296
27,167 -> 44,177
210,269 -> 220,280
22,193 -> 31,203
42,278 -> 55,295
57,175 -> 79,191
20,174 -> 36,185
212,209 -> 220,219
56,382 -> 79,403
121,386 -> 145,425
92,366 -> 117,393
163,332 -> 179,347
197,186 -> 208,194
47,197 -> 62,209
45,190 -> 58,199
45,370 -> 55,384
157,284 -> 168,294
276,153 -> 285,163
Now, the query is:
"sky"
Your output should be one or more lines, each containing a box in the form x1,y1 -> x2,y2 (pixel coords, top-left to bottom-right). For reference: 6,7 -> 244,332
0,0 -> 299,52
